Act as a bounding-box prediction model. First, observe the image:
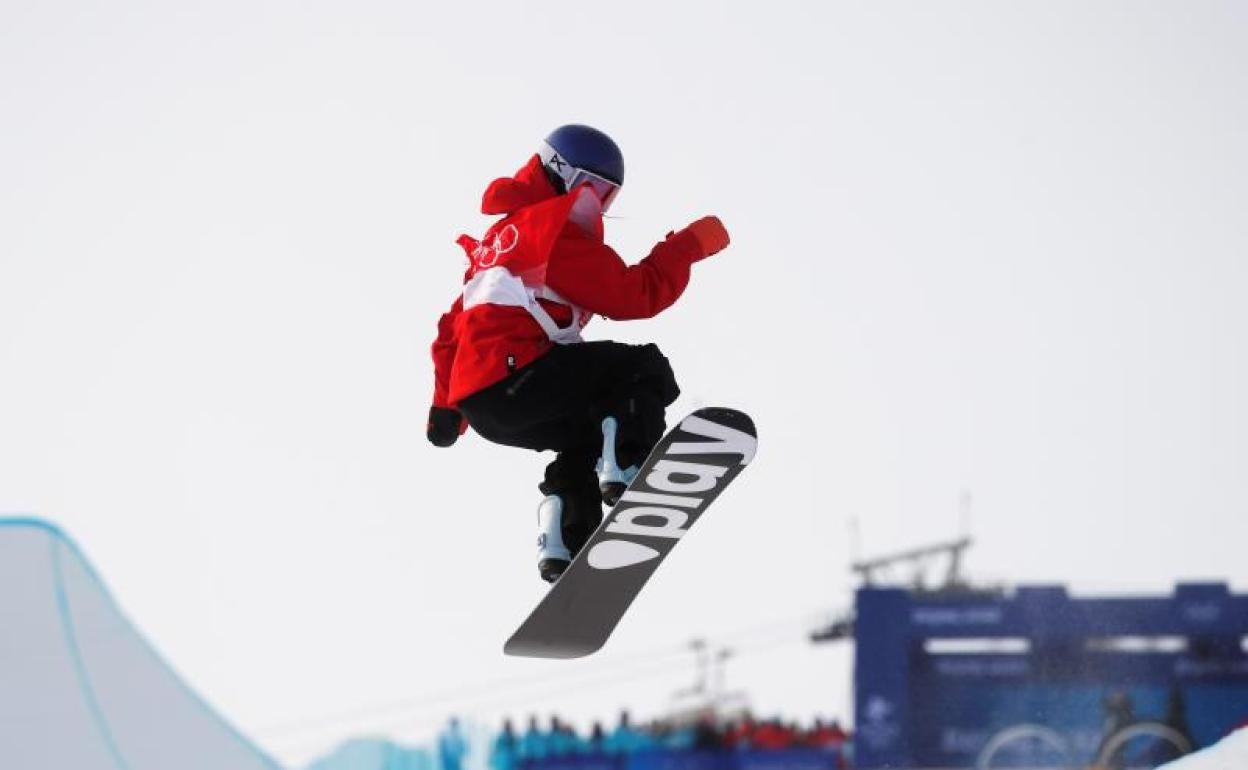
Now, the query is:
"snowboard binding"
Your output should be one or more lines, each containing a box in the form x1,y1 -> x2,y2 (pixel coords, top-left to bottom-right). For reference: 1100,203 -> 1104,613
535,484 -> 604,583
535,495 -> 572,582
596,416 -> 639,506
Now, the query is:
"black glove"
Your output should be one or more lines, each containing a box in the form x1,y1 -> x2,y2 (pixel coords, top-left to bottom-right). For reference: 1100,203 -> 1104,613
427,406 -> 465,447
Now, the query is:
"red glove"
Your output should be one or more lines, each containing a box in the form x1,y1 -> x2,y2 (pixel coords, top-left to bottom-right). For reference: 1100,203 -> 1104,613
682,216 -> 730,261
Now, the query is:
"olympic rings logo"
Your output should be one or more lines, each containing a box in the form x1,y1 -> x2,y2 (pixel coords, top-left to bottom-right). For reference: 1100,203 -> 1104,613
472,224 -> 519,268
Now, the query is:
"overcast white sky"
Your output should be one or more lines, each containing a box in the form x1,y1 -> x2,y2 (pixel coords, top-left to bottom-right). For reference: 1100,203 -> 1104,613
2,1 -> 1246,766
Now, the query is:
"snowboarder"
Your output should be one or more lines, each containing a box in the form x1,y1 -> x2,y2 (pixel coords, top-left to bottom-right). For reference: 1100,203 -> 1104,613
426,124 -> 731,582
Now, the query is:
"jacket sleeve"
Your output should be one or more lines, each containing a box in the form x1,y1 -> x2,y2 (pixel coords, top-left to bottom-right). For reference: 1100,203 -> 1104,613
544,226 -> 704,321
431,296 -> 462,408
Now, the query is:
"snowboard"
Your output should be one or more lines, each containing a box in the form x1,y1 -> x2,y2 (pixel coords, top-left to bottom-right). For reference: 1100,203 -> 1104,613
504,407 -> 757,659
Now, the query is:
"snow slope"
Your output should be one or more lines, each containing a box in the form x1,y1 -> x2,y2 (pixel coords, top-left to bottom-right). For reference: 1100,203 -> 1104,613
1159,728 -> 1248,770
0,517 -> 282,770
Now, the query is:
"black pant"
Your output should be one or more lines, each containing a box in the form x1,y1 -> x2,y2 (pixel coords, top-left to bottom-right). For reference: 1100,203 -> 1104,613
458,341 -> 680,498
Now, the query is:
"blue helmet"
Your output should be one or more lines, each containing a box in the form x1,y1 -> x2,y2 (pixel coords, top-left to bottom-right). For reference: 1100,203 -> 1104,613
539,124 -> 624,210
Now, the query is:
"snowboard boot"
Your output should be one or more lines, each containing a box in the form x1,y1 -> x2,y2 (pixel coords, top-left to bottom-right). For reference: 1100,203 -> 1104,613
535,494 -> 572,583
597,416 -> 640,506
535,485 -> 604,583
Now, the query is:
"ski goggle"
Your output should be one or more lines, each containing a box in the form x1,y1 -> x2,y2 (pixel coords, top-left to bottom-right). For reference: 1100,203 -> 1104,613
539,142 -> 622,212
566,168 -> 621,212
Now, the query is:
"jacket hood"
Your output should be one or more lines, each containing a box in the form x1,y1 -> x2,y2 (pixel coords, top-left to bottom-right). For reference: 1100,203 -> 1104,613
480,154 -> 560,215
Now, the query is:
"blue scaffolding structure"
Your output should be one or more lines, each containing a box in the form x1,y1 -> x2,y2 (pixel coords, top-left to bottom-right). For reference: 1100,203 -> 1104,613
854,582 -> 1248,768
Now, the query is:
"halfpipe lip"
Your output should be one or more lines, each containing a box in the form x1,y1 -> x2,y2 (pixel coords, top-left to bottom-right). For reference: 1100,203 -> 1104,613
1,515 -> 285,770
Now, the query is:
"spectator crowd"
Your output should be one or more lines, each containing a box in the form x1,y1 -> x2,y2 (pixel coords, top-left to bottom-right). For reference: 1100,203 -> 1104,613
489,711 -> 850,770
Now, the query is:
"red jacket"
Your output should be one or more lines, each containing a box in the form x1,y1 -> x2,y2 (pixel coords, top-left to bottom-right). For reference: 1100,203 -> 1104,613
431,155 -> 705,409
